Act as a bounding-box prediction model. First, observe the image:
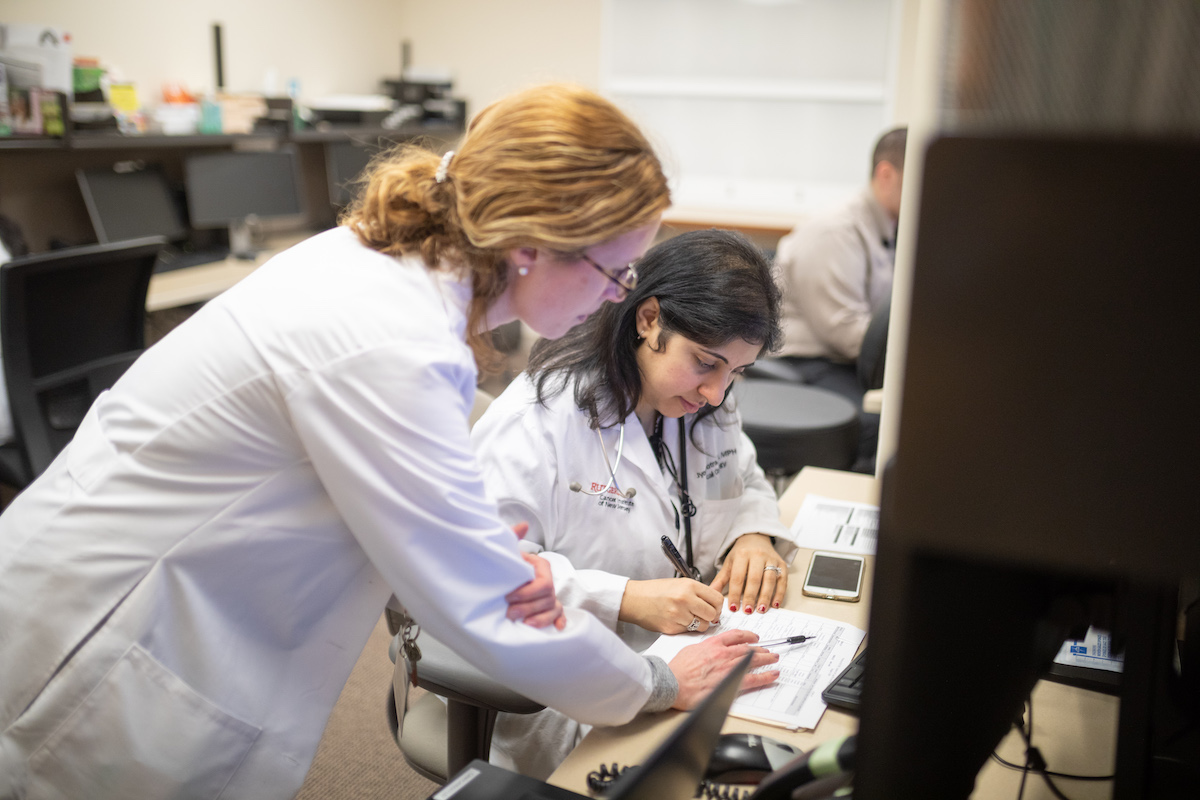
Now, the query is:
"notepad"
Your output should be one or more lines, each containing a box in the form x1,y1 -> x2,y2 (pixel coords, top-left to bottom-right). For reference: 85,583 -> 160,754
643,606 -> 865,730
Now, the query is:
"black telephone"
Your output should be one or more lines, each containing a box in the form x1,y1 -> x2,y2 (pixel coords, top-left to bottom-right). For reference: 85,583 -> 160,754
704,733 -> 801,784
744,734 -> 856,800
589,733 -> 857,800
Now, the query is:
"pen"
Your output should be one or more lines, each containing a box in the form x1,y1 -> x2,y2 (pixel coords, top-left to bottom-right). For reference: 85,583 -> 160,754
755,635 -> 817,648
660,535 -> 692,578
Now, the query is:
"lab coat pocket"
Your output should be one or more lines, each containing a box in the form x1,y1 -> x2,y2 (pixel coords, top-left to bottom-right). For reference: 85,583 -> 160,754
26,643 -> 261,800
65,399 -> 118,492
693,496 -> 743,573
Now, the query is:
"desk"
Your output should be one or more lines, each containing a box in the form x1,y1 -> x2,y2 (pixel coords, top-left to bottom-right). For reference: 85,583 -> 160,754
659,207 -> 804,254
547,466 -> 1119,800
146,230 -> 315,311
548,466 -> 876,793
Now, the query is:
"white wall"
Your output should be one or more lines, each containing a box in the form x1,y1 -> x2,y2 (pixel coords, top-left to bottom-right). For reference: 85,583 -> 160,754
3,1 -> 917,124
2,0 -> 408,102
391,0 -> 605,115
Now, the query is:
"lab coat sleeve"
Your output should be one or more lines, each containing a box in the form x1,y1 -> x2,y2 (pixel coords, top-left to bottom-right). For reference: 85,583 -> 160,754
284,341 -> 653,726
471,389 -> 630,631
714,422 -> 798,566
530,553 -> 629,633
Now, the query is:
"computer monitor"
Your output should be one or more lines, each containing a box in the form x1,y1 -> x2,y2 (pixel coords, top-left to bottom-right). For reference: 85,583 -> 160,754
325,140 -> 377,208
184,148 -> 305,257
855,135 -> 1199,798
76,165 -> 188,245
606,652 -> 754,799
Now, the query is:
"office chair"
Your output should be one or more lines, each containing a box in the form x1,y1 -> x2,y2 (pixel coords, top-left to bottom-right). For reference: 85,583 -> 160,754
732,378 -> 860,493
387,628 -> 545,783
386,387 -> 545,783
0,237 -> 164,489
856,303 -> 890,393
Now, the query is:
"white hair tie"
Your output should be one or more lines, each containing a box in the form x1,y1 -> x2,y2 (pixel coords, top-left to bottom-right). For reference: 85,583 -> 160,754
435,150 -> 456,184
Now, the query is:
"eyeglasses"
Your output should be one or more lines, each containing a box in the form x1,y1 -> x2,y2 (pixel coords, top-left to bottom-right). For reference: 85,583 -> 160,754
581,253 -> 638,293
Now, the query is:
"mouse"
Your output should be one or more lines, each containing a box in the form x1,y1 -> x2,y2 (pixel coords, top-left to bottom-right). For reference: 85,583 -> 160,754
704,732 -> 802,784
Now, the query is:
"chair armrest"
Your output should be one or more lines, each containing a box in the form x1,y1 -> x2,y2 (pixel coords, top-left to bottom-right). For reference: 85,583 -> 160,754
392,631 -> 545,715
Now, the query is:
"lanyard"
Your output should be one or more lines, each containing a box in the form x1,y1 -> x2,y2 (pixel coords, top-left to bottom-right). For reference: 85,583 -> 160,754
653,415 -> 697,576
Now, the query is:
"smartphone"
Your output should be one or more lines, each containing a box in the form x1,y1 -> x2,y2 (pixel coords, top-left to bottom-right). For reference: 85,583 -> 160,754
801,551 -> 864,602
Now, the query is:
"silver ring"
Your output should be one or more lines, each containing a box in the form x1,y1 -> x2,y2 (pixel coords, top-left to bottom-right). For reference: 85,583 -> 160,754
763,565 -> 783,575
686,617 -> 700,632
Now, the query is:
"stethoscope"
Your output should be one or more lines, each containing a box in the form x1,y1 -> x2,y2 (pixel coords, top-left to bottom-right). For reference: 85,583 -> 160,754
569,417 -> 698,575
569,425 -> 637,499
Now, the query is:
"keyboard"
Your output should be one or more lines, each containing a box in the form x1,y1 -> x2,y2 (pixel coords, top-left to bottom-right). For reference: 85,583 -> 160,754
821,649 -> 866,713
153,245 -> 231,273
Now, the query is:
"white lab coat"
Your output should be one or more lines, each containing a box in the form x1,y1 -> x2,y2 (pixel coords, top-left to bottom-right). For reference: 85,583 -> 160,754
471,374 -> 796,778
0,227 -> 653,800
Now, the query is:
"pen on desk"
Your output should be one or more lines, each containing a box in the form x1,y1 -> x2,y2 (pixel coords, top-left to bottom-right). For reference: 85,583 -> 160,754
660,535 -> 692,578
756,635 -> 817,648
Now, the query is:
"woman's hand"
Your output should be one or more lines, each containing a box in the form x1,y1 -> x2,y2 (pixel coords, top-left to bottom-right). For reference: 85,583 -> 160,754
668,629 -> 780,709
620,578 -> 724,634
710,533 -> 788,616
504,522 -> 567,630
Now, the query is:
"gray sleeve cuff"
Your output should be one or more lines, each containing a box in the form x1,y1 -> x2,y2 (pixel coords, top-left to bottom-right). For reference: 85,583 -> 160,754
640,656 -> 679,713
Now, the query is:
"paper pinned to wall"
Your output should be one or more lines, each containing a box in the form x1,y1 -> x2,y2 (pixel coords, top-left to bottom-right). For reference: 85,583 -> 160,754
789,494 -> 879,555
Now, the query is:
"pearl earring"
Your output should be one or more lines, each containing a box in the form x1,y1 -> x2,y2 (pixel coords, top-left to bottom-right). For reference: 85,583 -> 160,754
518,266 -> 529,276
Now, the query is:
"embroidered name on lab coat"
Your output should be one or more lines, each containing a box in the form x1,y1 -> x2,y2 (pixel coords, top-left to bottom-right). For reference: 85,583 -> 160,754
695,447 -> 738,481
589,483 -> 635,513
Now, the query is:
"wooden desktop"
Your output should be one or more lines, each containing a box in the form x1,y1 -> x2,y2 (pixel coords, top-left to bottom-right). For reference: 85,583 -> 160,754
146,229 -> 315,312
546,466 -> 1119,800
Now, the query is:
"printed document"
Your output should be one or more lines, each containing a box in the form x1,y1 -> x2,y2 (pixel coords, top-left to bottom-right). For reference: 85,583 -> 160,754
644,607 -> 865,730
789,494 -> 879,555
1054,626 -> 1124,673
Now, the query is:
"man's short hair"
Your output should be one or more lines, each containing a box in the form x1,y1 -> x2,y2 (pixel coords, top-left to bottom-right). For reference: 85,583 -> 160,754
871,126 -> 908,176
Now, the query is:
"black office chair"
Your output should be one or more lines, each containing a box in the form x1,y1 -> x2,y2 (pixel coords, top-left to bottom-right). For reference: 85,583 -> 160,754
856,303 -> 890,392
0,237 -> 164,489
732,378 -> 860,492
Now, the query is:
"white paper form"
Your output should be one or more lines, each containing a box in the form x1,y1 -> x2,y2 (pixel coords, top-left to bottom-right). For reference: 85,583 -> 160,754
789,494 -> 879,555
1054,626 -> 1124,673
643,607 -> 865,730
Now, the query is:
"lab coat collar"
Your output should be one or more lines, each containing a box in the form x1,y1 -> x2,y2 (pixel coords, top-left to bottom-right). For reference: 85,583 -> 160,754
426,261 -> 474,340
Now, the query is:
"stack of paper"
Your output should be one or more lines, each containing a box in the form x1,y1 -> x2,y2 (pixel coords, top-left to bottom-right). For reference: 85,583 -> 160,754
789,494 -> 880,556
644,606 -> 865,730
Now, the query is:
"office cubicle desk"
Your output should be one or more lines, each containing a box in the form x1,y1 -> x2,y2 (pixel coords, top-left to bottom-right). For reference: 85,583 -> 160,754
546,467 -> 1120,800
659,206 -> 802,255
0,122 -> 461,254
146,229 -> 315,312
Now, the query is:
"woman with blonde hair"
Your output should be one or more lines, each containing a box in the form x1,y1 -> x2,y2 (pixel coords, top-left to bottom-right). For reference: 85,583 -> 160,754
0,84 -> 776,799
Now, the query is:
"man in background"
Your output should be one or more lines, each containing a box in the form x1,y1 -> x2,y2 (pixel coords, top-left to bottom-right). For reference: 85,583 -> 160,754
774,126 -> 907,471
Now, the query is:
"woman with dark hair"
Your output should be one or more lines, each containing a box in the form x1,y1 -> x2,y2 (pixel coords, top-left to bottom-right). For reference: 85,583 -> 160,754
472,229 -> 797,778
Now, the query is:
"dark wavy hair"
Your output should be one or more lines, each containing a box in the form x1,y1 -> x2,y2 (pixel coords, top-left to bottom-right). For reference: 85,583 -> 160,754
526,228 -> 782,431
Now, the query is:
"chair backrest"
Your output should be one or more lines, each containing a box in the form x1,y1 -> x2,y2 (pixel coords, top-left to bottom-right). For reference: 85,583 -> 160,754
857,302 -> 890,392
0,237 -> 163,480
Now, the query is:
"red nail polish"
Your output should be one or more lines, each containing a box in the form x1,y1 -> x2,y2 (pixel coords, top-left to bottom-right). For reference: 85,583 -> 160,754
744,605 -> 752,614
757,605 -> 766,613
730,603 -> 737,611
773,602 -> 780,608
